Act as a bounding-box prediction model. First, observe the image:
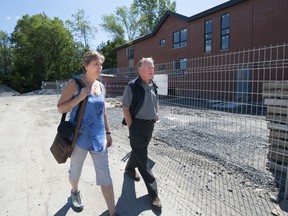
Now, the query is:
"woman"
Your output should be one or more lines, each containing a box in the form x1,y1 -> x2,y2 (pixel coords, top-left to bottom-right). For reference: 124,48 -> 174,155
57,51 -> 118,216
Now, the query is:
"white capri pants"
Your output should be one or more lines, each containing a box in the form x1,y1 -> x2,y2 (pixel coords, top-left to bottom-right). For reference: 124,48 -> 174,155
69,145 -> 112,186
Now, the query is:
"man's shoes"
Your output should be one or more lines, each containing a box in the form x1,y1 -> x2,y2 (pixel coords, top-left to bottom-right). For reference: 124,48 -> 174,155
152,197 -> 162,210
71,190 -> 84,209
125,169 -> 141,182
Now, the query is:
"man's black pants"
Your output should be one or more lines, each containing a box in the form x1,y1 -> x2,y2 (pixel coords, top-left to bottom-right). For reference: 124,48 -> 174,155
125,118 -> 158,199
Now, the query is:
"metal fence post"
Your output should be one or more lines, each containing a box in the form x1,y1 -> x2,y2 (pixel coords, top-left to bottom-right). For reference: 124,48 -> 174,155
285,169 -> 288,200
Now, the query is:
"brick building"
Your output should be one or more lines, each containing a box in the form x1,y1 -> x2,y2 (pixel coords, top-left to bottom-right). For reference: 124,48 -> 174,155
104,0 -> 288,105
116,0 -> 287,68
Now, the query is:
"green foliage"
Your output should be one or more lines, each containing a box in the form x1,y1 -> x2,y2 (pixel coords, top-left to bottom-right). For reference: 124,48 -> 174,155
10,14 -> 82,92
100,0 -> 176,42
101,5 -> 148,42
101,14 -> 124,41
66,9 -> 97,49
0,1 -> 178,93
97,37 -> 126,69
132,0 -> 176,35
0,31 -> 13,74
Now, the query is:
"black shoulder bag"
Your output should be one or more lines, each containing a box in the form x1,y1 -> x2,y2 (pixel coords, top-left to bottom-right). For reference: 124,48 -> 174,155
50,78 -> 88,164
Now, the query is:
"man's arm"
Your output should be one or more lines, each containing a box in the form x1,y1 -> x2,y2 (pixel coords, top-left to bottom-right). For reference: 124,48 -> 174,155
123,107 -> 132,128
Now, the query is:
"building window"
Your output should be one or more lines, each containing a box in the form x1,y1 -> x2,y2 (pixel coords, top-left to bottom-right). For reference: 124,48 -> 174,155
173,28 -> 187,48
205,19 -> 212,53
126,47 -> 134,60
159,39 -> 165,47
221,13 -> 230,50
173,58 -> 187,75
128,67 -> 134,77
159,64 -> 165,71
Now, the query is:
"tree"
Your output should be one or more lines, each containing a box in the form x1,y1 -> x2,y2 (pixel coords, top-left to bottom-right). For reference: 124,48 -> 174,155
99,1 -> 176,69
97,37 -> 126,69
101,0 -> 176,42
132,0 -> 176,35
10,14 -> 81,92
101,6 -> 140,42
66,9 -> 97,49
0,31 -> 13,74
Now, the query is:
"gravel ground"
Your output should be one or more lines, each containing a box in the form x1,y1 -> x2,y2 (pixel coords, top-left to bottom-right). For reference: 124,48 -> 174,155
0,93 -> 284,216
106,98 -> 283,216
156,106 -> 274,187
108,98 -> 274,189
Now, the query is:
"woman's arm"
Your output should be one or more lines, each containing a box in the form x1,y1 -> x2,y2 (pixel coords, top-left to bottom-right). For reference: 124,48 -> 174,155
57,79 -> 89,113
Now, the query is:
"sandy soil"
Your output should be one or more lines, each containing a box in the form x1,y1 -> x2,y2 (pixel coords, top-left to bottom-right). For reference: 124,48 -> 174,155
0,95 -> 286,216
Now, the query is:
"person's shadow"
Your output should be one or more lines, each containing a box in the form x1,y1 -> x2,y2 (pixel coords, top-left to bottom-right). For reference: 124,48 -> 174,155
53,197 -> 83,216
54,153 -> 161,216
113,154 -> 162,216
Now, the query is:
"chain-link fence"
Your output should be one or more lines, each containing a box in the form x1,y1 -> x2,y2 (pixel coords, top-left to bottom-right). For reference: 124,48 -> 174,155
41,80 -> 68,95
41,44 -> 288,214
103,43 -> 288,215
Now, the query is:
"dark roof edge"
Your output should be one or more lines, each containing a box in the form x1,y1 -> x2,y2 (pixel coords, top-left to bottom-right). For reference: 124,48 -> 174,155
188,0 -> 248,22
115,0 -> 247,51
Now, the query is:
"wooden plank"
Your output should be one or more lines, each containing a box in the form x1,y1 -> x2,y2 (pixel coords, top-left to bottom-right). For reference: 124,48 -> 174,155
269,138 -> 288,149
268,123 -> 288,132
269,145 -> 288,155
263,90 -> 288,94
266,114 -> 288,123
269,131 -> 288,140
269,130 -> 288,139
267,106 -> 288,115
267,161 -> 287,175
271,202 -> 288,216
262,92 -> 288,99
268,151 -> 288,164
263,81 -> 288,90
264,99 -> 288,106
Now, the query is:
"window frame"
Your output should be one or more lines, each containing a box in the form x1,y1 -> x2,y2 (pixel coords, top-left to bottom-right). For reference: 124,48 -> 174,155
173,58 -> 188,75
126,47 -> 134,60
128,67 -> 134,77
205,19 -> 212,53
159,39 -> 166,47
221,13 -> 230,50
173,28 -> 187,49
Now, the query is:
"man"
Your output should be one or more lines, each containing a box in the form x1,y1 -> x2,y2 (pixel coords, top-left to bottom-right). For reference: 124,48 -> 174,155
122,57 -> 162,210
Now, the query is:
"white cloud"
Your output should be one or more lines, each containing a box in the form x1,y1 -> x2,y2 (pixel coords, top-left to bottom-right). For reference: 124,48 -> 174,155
6,16 -> 11,21
15,16 -> 20,20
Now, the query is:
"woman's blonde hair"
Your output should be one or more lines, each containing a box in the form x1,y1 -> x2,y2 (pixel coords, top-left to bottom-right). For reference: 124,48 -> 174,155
82,51 -> 105,74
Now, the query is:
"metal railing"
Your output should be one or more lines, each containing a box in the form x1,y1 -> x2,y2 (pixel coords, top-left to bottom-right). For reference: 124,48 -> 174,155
104,43 -> 288,215
42,43 -> 288,215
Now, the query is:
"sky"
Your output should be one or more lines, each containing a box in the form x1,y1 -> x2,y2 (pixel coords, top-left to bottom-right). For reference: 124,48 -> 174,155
0,0 -> 228,49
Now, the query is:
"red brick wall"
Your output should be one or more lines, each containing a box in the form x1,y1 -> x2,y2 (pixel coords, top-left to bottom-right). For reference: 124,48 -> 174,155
117,0 -> 288,68
113,0 -> 288,101
252,0 -> 288,47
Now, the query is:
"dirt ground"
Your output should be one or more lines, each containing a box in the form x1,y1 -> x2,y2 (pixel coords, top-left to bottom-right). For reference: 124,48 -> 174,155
0,95 -> 287,216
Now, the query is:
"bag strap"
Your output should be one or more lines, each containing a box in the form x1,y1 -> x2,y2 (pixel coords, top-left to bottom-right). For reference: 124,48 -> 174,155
60,78 -> 85,123
59,77 -> 88,150
73,78 -> 86,122
70,78 -> 88,149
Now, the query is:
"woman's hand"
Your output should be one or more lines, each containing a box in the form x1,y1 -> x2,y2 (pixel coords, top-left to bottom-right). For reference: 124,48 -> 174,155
79,87 -> 90,100
106,134 -> 113,147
